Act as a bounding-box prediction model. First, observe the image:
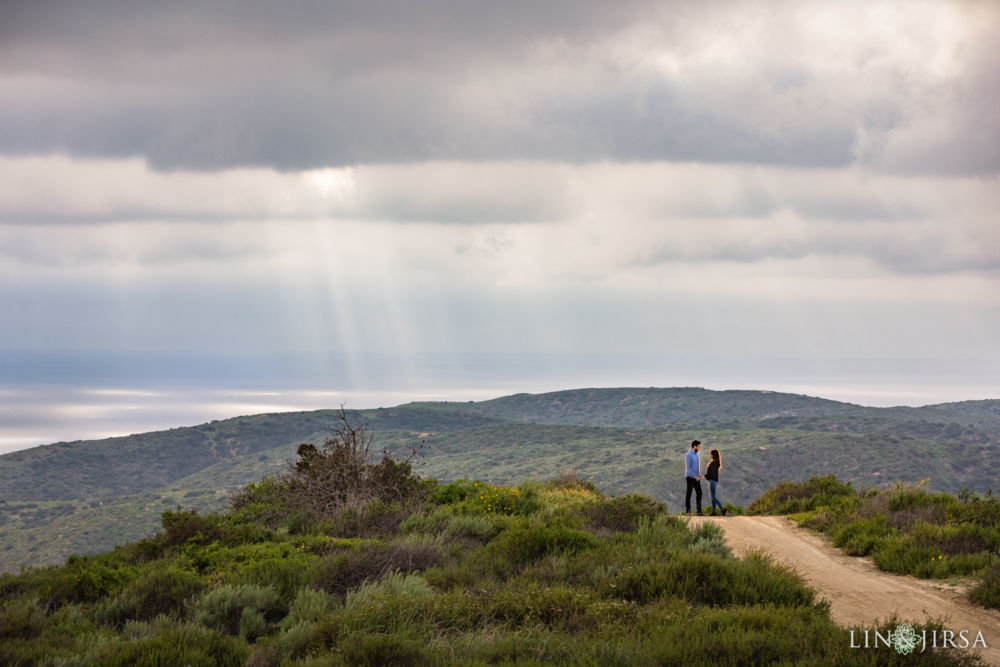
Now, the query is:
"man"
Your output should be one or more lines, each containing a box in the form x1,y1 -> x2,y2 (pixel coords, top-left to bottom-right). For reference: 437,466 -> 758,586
684,439 -> 704,515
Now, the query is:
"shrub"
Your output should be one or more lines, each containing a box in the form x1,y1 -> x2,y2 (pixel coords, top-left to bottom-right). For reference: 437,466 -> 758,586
487,583 -> 595,629
97,563 -> 204,625
748,475 -> 857,515
970,562 -> 1000,609
444,513 -> 499,542
338,632 -> 429,666
324,499 -> 415,538
634,514 -> 693,555
429,478 -> 477,505
282,409 -> 424,519
161,508 -> 225,546
115,537 -> 167,564
276,619 -> 323,659
282,587 -> 337,628
31,555 -> 137,607
483,521 -> 599,571
833,516 -> 894,556
193,585 -> 283,637
687,521 -> 731,558
581,493 -> 665,533
0,598 -> 46,640
345,572 -> 434,606
887,481 -> 941,512
229,477 -> 293,528
311,548 -> 387,599
228,555 -> 312,605
872,539 -> 994,579
310,537 -> 442,599
399,505 -> 453,536
469,481 -> 526,514
90,620 -> 248,666
547,469 -> 602,494
608,550 -> 818,609
339,573 -> 435,637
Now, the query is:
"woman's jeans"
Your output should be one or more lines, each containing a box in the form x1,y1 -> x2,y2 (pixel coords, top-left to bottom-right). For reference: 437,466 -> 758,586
709,480 -> 724,514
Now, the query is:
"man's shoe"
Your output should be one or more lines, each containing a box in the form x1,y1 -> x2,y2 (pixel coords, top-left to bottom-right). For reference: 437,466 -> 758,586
696,511 -> 705,516
722,508 -> 728,516
710,511 -> 718,516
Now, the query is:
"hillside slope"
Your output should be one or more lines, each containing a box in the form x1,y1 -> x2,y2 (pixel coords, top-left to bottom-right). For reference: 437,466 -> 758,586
2,387 -> 998,571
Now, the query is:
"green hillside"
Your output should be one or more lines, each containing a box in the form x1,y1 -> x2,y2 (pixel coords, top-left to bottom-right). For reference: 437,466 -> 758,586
2,388 -> 998,572
0,407 -> 506,503
0,442 -> 982,666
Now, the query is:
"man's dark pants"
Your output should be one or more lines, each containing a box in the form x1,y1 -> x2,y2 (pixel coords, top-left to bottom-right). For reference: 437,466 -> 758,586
685,477 -> 703,513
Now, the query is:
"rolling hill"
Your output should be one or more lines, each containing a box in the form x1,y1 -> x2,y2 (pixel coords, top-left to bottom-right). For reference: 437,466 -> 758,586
2,387 -> 998,571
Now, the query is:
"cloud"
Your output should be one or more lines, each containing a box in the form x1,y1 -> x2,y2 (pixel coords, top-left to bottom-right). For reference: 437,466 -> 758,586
1,1 -> 996,173
3,155 -> 997,226
1,157 -> 997,283
0,156 -> 576,224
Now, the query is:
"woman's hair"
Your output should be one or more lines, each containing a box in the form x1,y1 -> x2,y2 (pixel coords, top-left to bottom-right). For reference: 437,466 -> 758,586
710,449 -> 721,467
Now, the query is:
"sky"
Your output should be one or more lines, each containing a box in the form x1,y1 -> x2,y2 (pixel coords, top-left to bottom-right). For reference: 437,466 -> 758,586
1,1 -> 998,451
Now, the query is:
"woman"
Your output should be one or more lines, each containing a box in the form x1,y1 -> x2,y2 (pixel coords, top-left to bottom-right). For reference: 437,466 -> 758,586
706,449 -> 727,516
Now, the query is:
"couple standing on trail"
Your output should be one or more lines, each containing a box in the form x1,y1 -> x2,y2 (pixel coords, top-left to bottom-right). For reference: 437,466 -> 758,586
684,439 -> 726,516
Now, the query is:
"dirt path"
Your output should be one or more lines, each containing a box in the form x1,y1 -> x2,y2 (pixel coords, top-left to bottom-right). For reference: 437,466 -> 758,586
688,515 -> 1000,665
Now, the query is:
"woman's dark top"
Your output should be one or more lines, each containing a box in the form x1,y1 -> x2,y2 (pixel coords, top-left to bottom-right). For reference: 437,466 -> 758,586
706,460 -> 720,482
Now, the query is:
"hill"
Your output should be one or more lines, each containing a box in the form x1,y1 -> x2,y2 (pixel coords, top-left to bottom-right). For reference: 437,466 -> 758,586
2,387 -> 998,571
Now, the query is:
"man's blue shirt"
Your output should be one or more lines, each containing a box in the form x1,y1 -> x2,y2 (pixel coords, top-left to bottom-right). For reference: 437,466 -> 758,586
685,449 -> 700,479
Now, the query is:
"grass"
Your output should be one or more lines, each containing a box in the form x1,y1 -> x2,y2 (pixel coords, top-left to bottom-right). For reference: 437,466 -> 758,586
750,476 -> 1000,610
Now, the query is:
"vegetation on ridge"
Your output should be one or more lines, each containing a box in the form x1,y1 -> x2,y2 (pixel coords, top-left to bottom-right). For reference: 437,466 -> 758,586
0,417 -> 983,665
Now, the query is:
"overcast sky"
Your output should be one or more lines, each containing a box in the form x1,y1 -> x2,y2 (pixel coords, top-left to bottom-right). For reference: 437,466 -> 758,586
1,1 -> 998,448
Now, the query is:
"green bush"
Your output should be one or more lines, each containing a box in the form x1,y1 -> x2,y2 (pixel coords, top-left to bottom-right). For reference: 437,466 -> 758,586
430,478 -> 478,505
26,555 -> 137,607
275,619 -> 323,659
581,493 -> 665,533
0,597 -> 46,640
283,587 -> 337,628
398,505 -> 454,535
443,513 -> 499,542
161,508 -> 225,546
482,520 -> 598,572
310,538 -> 442,599
888,484 -> 944,512
97,562 -> 204,625
834,516 -> 895,556
687,520 -> 732,558
338,632 -> 430,666
228,555 -> 312,605
634,514 -> 695,556
608,549 -> 818,609
487,582 -> 595,629
194,584 -> 283,637
970,562 -> 1000,609
115,537 -> 167,564
748,475 -> 857,515
90,620 -> 248,666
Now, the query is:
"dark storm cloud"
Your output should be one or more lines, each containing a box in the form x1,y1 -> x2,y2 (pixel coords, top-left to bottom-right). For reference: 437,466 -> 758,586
3,0 -> 994,172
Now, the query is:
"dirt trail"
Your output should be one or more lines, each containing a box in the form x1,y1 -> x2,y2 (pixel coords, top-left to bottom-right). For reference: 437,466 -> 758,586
689,515 -> 1000,665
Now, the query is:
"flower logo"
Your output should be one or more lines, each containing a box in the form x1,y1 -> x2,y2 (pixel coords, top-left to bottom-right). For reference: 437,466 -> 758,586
892,624 -> 919,655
